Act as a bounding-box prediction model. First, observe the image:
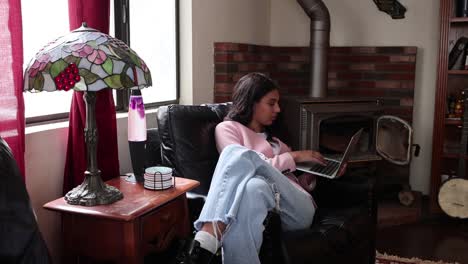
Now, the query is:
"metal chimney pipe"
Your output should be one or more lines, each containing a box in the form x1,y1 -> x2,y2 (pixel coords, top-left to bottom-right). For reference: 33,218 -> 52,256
297,0 -> 330,98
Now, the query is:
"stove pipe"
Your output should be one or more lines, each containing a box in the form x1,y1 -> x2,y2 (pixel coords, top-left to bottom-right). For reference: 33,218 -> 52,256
297,0 -> 330,98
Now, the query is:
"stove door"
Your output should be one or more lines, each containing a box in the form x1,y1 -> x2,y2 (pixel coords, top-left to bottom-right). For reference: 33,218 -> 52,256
376,115 -> 413,165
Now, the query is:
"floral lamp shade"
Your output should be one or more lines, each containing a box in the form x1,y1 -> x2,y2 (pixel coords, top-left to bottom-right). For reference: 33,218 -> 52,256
24,23 -> 152,92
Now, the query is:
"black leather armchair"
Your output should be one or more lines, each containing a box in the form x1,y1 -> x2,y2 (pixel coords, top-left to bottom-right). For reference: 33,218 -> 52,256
147,103 -> 377,264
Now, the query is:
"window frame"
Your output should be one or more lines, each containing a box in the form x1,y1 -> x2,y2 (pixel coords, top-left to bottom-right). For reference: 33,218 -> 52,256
25,0 -> 180,124
114,0 -> 180,112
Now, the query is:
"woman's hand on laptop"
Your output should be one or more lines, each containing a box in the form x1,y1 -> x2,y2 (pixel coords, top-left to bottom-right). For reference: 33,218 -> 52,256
290,150 -> 326,165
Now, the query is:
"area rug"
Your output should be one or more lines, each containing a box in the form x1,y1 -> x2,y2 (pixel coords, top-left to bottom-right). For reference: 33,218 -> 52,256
376,252 -> 460,264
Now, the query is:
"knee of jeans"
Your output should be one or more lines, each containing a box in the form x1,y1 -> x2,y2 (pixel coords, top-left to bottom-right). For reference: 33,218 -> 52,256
244,177 -> 274,202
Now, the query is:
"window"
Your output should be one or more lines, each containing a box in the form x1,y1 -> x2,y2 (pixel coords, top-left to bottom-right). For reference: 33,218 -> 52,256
22,0 -> 179,123
22,0 -> 72,122
114,0 -> 179,109
129,1 -> 179,105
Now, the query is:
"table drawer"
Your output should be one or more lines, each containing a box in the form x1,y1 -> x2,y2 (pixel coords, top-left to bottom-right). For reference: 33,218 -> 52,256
141,196 -> 187,253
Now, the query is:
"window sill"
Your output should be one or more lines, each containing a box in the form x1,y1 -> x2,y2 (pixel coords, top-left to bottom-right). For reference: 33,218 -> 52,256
25,108 -> 159,135
25,120 -> 69,135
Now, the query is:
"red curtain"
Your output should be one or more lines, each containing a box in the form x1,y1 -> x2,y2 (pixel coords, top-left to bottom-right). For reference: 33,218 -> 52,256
63,0 -> 120,193
0,0 -> 25,178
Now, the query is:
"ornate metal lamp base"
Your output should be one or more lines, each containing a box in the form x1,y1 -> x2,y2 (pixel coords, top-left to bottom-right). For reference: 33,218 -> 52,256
64,92 -> 123,206
65,170 -> 123,206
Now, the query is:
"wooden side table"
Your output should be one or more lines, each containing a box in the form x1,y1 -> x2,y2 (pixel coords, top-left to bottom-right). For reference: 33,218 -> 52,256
44,177 -> 199,264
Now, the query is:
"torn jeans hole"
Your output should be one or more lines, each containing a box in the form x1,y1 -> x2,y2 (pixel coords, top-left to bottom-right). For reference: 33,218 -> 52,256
257,175 -> 281,212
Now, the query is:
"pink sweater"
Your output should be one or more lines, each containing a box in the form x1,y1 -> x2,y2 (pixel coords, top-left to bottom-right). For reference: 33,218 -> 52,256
215,121 -> 296,173
215,121 -> 315,198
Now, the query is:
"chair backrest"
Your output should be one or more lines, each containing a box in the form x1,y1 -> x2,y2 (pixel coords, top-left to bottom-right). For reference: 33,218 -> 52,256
156,103 -> 231,195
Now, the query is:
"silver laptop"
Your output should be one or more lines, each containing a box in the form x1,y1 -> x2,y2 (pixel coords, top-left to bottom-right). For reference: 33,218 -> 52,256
296,128 -> 363,179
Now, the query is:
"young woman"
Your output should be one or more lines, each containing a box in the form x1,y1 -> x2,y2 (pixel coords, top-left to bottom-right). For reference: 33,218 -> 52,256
177,72 -> 346,264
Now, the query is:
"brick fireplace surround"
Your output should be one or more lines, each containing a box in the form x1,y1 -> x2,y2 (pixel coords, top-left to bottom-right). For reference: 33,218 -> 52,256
213,43 -> 416,122
213,43 -> 420,227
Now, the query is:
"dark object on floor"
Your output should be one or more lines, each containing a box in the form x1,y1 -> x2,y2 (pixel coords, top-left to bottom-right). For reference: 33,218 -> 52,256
0,137 -> 50,263
398,184 -> 415,206
174,238 -> 216,264
149,103 -> 377,264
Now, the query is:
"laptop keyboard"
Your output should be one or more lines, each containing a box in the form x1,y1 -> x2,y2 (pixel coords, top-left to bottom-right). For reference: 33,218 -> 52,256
309,159 -> 340,175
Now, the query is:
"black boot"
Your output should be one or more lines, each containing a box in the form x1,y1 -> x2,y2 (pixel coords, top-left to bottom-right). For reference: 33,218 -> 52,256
174,238 -> 215,264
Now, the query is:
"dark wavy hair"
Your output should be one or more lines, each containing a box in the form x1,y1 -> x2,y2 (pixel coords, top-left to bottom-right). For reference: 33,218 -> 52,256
226,72 -> 279,127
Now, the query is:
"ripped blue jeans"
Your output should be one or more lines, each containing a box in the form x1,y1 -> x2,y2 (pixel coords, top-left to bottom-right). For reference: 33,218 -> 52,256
194,144 -> 315,264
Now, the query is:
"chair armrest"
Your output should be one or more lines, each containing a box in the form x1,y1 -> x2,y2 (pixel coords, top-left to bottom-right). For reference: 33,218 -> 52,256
311,173 -> 376,209
282,206 -> 374,264
146,128 -> 162,167
282,207 -> 375,264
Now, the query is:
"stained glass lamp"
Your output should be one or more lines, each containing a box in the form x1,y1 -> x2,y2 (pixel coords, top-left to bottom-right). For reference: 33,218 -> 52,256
23,23 -> 152,206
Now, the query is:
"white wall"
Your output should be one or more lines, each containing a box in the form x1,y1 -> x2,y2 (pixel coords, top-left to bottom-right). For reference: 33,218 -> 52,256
179,0 -> 194,105
269,0 -> 440,194
182,0 -> 271,104
25,125 -> 68,263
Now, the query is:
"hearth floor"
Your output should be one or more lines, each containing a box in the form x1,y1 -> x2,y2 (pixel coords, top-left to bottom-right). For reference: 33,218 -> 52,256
377,194 -> 422,228
377,217 -> 468,264
378,191 -> 423,228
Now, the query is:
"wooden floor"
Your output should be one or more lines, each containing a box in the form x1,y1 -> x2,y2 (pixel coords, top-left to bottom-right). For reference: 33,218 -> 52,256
376,210 -> 468,264
150,196 -> 468,264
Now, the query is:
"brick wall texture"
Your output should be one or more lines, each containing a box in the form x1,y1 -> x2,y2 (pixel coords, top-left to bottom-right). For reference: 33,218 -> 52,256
213,43 -> 417,121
